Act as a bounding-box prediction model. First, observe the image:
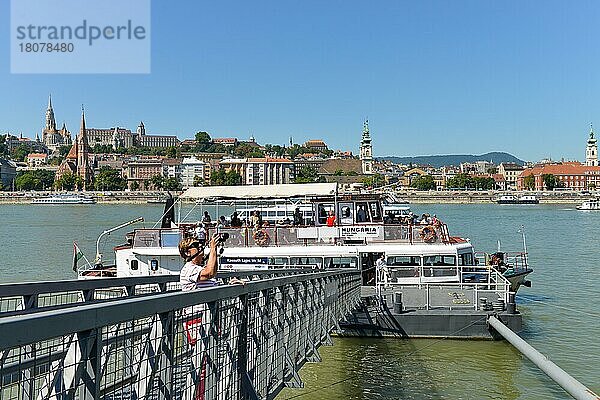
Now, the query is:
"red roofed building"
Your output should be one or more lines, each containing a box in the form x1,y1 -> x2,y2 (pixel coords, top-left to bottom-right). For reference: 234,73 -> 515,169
517,162 -> 600,190
27,153 -> 48,167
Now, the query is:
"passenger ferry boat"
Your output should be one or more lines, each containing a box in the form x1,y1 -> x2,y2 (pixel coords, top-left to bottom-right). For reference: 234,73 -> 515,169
496,195 -> 538,204
79,184 -> 532,294
32,194 -> 96,205
577,198 -> 600,210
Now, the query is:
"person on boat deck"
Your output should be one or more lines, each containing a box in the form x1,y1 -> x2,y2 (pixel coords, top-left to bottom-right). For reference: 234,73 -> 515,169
250,210 -> 262,228
356,205 -> 367,222
217,215 -> 227,228
202,211 -> 212,224
194,222 -> 207,245
230,211 -> 242,227
376,254 -> 389,287
326,210 -> 336,227
293,208 -> 303,226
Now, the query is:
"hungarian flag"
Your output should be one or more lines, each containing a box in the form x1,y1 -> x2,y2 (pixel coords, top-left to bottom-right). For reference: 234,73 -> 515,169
72,242 -> 84,271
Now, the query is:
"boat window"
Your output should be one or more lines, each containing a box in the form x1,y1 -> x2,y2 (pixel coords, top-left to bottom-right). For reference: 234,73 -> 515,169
338,202 -> 354,225
130,259 -> 138,270
267,211 -> 276,217
369,201 -> 382,222
387,256 -> 421,266
277,211 -> 286,217
268,257 -> 290,266
290,257 -> 323,269
133,230 -> 161,248
317,203 -> 334,225
356,202 -> 370,223
324,257 -> 358,269
423,255 -> 456,266
458,253 -> 474,266
161,231 -> 181,248
287,211 -> 294,216
260,211 -> 267,217
150,259 -> 159,271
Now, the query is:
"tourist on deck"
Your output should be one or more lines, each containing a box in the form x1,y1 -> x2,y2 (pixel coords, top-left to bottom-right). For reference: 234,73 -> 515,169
202,211 -> 212,225
293,208 -> 303,226
326,210 -> 336,227
356,205 -> 367,222
230,211 -> 242,227
250,210 -> 262,228
376,254 -> 389,287
217,215 -> 227,228
194,222 -> 207,245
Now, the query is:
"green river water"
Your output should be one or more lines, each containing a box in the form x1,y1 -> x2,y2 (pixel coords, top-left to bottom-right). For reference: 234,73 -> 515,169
0,203 -> 598,399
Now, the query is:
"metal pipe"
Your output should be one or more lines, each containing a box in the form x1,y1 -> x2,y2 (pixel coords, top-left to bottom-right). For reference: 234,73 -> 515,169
95,217 -> 144,263
488,315 -> 599,400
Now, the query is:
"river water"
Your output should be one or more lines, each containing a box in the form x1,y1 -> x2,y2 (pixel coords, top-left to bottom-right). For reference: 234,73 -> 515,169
1,203 -> 598,399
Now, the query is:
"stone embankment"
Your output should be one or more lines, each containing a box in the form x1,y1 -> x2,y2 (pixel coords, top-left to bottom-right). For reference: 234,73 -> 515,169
0,191 -> 183,204
392,190 -> 591,204
0,189 -> 592,204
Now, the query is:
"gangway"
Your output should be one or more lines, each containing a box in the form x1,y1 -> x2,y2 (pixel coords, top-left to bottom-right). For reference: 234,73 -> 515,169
0,269 -> 361,399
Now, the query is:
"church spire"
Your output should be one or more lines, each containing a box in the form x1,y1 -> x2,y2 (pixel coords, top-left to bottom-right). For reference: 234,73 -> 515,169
44,94 -> 57,132
590,123 -> 595,140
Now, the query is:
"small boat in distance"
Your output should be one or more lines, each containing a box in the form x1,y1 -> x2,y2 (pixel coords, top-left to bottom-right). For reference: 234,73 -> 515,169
517,195 -> 539,204
577,198 -> 600,210
496,195 -> 539,204
32,194 -> 96,205
147,198 -> 167,204
496,195 -> 517,204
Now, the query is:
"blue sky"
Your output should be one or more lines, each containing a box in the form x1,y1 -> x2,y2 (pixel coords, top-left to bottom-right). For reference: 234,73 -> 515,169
1,0 -> 599,161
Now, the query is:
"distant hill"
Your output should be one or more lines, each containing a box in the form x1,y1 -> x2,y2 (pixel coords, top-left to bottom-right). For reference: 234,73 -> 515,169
379,152 -> 524,168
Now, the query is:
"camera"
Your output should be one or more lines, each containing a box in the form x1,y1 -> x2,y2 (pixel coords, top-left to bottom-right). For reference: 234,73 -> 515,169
215,232 -> 229,243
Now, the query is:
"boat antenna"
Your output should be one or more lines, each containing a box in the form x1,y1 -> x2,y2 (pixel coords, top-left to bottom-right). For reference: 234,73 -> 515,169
518,225 -> 528,266
497,239 -> 501,252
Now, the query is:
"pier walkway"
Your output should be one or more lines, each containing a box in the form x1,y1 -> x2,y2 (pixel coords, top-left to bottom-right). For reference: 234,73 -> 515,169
0,269 -> 361,399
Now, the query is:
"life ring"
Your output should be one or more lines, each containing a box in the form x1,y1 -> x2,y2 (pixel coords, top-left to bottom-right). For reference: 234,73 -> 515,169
420,225 -> 437,243
253,229 -> 270,246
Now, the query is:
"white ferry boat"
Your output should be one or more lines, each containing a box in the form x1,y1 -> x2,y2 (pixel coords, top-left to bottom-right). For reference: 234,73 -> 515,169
496,195 -> 517,204
79,183 -> 532,293
577,198 -> 600,210
496,195 -> 538,205
517,195 -> 539,204
32,194 -> 96,205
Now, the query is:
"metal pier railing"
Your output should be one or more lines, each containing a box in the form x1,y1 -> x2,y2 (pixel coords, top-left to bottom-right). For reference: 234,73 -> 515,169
0,270 -> 361,399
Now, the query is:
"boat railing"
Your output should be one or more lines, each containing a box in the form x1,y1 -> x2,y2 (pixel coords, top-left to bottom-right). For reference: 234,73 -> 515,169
474,251 -> 530,274
377,265 -> 511,310
131,223 -> 452,249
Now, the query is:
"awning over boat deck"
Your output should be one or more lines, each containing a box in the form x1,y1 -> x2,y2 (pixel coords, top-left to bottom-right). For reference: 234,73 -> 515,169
180,183 -> 338,200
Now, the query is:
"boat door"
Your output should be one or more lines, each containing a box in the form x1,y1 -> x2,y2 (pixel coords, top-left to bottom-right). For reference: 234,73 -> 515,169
360,252 -> 383,286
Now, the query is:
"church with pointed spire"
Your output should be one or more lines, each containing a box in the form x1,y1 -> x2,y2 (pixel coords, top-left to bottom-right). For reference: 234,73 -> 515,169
41,95 -> 72,153
360,119 -> 374,175
586,123 -> 598,166
55,108 -> 94,189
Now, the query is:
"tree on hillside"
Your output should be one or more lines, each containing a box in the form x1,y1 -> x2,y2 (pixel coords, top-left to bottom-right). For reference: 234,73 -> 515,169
410,175 -> 436,191
163,177 -> 182,191
294,166 -> 324,183
210,169 -> 242,186
362,174 -> 386,188
0,136 -> 7,157
11,144 -> 32,162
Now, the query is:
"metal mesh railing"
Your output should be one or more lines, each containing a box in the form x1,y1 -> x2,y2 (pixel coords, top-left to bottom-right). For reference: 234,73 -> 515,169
0,270 -> 361,399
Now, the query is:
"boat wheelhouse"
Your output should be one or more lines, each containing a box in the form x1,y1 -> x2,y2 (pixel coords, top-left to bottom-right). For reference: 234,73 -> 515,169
80,183 -> 532,294
496,195 -> 517,204
517,195 -> 539,204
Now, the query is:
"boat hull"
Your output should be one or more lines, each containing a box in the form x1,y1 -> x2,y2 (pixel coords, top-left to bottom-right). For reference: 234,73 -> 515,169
504,269 -> 533,292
